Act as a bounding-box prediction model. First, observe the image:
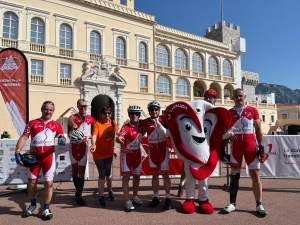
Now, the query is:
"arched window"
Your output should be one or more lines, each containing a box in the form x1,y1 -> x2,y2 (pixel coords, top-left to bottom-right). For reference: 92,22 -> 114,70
155,44 -> 169,67
90,31 -> 100,54
176,78 -> 188,96
139,42 -> 147,62
59,24 -> 72,49
192,53 -> 203,72
208,56 -> 218,75
116,37 -> 125,58
223,59 -> 232,77
2,12 -> 18,39
175,49 -> 187,70
156,76 -> 170,94
30,18 -> 45,44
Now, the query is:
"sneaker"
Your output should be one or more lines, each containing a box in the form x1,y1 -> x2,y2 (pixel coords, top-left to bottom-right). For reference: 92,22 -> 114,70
223,203 -> 236,213
23,205 -> 37,217
42,209 -> 53,220
98,196 -> 107,207
177,185 -> 184,197
108,191 -> 115,201
165,198 -> 172,210
125,200 -> 135,211
149,197 -> 160,207
132,196 -> 143,205
75,196 -> 87,206
256,205 -> 268,216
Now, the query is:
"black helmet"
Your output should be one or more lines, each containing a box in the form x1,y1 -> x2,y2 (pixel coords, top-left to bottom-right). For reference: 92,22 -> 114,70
147,101 -> 161,109
21,153 -> 40,167
127,105 -> 141,113
69,130 -> 84,144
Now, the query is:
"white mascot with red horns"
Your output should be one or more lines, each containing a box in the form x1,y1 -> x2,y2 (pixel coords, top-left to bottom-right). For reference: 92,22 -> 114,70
156,100 -> 231,214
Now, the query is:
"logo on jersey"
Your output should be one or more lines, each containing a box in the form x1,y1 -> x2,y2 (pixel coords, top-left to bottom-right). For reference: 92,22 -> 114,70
0,55 -> 21,78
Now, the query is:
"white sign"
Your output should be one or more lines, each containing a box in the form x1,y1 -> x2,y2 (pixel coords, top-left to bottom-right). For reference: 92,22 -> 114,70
0,139 -> 75,185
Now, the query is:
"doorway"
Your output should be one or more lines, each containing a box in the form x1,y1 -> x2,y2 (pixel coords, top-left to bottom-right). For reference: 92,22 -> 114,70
91,95 -> 115,121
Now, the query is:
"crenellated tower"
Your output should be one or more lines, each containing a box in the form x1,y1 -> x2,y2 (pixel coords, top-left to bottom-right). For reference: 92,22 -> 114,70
205,20 -> 246,88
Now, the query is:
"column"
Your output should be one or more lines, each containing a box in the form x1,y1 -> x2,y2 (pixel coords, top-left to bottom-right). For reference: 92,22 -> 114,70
220,88 -> 224,104
190,84 -> 194,101
172,82 -> 176,101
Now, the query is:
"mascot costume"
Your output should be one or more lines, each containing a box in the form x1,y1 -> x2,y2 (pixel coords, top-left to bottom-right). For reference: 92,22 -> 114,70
156,100 -> 232,214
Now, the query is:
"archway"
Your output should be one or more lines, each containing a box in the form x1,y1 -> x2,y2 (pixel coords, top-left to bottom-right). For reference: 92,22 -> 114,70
91,95 -> 115,121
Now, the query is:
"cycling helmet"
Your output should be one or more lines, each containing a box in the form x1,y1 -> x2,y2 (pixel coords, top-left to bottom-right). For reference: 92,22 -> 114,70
127,105 -> 142,113
204,88 -> 217,98
69,130 -> 84,144
21,153 -> 40,167
147,101 -> 161,109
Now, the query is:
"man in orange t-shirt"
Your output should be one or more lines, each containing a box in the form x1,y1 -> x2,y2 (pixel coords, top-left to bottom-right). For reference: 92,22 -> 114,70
90,106 -> 118,207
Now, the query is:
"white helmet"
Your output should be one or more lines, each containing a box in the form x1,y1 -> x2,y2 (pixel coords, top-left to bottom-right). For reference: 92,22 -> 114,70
127,105 -> 141,113
69,130 -> 84,144
148,101 -> 160,109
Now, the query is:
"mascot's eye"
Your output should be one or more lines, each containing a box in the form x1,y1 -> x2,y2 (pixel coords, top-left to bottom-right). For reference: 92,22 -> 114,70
181,119 -> 192,132
196,108 -> 201,113
204,127 -> 207,133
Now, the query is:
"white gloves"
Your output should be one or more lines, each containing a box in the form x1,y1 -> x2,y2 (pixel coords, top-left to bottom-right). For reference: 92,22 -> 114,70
222,126 -> 236,140
153,118 -> 167,135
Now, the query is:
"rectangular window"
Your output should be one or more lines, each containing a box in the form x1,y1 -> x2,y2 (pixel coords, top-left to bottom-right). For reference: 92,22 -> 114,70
282,114 -> 287,119
60,64 -> 71,78
31,59 -> 43,75
261,115 -> 265,122
271,115 -> 274,123
140,75 -> 147,87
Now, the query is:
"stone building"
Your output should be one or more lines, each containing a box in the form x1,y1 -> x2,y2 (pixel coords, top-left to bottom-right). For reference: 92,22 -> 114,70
0,0 -> 276,137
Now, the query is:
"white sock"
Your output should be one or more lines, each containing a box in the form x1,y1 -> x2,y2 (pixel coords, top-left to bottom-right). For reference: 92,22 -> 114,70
166,193 -> 170,198
180,182 -> 185,186
154,192 -> 159,198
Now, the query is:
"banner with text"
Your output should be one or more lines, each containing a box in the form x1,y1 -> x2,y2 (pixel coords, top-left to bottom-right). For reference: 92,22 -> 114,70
0,48 -> 29,136
260,135 -> 300,177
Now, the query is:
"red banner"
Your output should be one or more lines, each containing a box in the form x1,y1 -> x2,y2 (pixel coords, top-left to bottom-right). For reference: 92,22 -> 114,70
0,48 -> 29,136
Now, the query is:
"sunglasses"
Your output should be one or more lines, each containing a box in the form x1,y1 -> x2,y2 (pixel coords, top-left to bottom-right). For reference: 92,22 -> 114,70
150,108 -> 159,112
129,112 -> 140,116
204,95 -> 215,99
79,105 -> 88,108
102,112 -> 112,115
43,101 -> 54,106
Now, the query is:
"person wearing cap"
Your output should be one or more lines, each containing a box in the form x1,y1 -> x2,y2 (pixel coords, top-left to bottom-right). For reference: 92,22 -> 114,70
68,99 -> 95,206
116,105 -> 143,211
140,101 -> 172,210
14,101 -> 65,220
177,88 -> 218,197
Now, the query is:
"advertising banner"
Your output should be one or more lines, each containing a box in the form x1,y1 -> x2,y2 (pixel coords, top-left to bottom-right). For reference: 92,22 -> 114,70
260,135 -> 300,177
139,137 -> 220,178
0,139 -> 74,185
0,48 -> 29,136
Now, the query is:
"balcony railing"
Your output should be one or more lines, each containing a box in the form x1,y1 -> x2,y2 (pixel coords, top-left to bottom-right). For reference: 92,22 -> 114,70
116,58 -> 127,66
59,48 -> 74,57
155,66 -> 171,73
30,43 -> 45,53
90,53 -> 101,61
140,87 -> 148,93
60,78 -> 72,86
30,74 -> 43,83
1,38 -> 18,48
139,62 -> 149,69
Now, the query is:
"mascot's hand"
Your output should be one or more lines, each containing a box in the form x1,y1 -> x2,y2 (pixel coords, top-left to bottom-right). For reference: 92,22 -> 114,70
153,118 -> 166,134
219,147 -> 230,165
257,145 -> 268,163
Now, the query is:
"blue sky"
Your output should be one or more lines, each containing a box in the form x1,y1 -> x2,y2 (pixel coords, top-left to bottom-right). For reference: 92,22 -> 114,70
135,0 -> 300,90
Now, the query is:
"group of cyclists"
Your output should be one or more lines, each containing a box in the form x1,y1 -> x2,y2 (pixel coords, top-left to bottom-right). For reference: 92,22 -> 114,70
14,87 -> 268,220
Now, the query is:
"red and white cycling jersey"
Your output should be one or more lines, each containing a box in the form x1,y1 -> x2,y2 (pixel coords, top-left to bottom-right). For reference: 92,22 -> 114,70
141,117 -> 167,144
229,105 -> 260,141
23,118 -> 63,157
118,122 -> 142,153
69,114 -> 95,140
